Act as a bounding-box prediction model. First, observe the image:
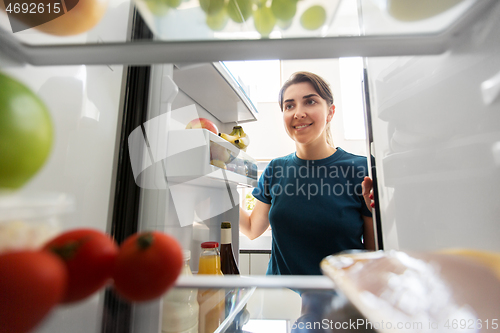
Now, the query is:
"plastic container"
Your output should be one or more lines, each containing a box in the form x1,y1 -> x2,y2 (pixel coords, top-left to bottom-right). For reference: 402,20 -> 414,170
162,250 -> 199,333
0,191 -> 74,253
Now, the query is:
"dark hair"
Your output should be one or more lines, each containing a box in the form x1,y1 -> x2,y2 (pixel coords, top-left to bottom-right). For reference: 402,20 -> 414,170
278,71 -> 334,111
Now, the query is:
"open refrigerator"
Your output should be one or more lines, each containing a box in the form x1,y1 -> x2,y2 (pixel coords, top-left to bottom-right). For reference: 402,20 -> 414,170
1,0 -> 500,332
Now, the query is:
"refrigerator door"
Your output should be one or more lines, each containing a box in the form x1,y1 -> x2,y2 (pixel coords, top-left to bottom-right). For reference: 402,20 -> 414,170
364,1 -> 500,251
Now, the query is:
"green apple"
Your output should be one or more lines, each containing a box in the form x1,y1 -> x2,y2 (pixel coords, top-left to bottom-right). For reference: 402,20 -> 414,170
0,72 -> 53,189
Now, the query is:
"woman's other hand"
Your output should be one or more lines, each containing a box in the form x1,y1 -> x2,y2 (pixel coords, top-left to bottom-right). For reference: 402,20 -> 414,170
362,176 -> 375,210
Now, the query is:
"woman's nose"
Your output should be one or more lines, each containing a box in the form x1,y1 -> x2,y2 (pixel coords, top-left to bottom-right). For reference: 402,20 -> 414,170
294,106 -> 306,118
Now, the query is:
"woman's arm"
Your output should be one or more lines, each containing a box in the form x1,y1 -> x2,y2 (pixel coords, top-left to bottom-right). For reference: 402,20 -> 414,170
239,200 -> 271,240
362,215 -> 376,251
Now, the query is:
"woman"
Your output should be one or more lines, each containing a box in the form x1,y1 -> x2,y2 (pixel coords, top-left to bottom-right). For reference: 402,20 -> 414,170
240,71 -> 375,276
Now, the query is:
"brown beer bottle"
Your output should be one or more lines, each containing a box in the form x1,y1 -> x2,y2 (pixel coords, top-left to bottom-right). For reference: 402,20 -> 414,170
220,222 -> 240,275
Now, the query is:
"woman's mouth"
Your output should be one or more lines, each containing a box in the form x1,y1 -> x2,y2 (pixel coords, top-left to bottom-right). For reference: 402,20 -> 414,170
294,123 -> 312,130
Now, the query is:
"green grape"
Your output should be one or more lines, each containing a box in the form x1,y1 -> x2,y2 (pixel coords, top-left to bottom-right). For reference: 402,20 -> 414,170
227,0 -> 252,23
300,5 -> 326,31
253,6 -> 276,37
199,0 -> 225,15
276,18 -> 292,30
144,0 -> 170,16
270,0 -> 296,21
206,7 -> 229,31
167,0 -> 182,8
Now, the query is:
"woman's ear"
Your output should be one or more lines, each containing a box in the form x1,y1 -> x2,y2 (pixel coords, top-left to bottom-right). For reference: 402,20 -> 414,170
327,104 -> 335,122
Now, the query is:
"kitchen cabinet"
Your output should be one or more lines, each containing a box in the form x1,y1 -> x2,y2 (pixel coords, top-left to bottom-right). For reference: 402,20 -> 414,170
239,228 -> 272,276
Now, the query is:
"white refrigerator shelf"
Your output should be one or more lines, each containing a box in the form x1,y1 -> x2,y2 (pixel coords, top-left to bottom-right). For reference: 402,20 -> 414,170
165,129 -> 258,189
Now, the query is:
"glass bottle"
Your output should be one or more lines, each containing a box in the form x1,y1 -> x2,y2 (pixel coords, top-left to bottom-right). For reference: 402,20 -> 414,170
220,222 -> 248,332
197,242 -> 225,333
162,250 -> 199,333
198,241 -> 223,275
220,222 -> 240,275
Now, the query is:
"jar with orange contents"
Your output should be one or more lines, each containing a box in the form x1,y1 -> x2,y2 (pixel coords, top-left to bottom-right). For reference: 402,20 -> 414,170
197,241 -> 225,333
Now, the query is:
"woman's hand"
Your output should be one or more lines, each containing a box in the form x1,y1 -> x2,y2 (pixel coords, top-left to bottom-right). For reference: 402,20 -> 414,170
362,177 -> 375,210
239,201 -> 271,240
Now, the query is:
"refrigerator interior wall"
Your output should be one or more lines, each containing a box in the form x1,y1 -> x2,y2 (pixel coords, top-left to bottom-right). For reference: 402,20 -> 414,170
0,21 -> 133,333
0,1 -> 133,333
0,63 -> 127,333
365,1 -> 500,252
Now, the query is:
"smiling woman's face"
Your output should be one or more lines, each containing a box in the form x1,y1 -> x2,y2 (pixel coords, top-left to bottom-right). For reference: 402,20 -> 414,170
282,81 -> 334,147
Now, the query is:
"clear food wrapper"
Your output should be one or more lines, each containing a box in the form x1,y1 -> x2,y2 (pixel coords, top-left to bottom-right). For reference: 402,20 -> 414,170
321,250 -> 500,333
0,191 -> 74,253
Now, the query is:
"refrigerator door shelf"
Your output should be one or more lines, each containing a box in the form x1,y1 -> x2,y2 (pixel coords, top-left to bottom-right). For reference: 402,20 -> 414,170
382,132 -> 500,187
165,129 -> 257,188
174,62 -> 258,123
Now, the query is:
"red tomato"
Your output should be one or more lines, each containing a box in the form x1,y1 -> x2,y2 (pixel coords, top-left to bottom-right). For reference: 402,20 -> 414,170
0,251 -> 67,333
43,228 -> 118,304
112,231 -> 183,302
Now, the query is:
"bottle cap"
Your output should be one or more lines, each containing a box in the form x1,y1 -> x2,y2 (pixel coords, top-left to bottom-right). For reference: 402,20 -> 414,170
221,222 -> 231,229
201,241 -> 219,248
183,250 -> 191,261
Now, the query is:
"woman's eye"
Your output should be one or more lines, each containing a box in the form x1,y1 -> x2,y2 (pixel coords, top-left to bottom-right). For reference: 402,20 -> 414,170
285,104 -> 294,110
306,99 -> 316,105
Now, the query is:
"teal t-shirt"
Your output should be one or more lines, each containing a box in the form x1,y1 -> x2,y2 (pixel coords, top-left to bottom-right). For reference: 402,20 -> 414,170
252,147 -> 372,276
